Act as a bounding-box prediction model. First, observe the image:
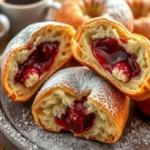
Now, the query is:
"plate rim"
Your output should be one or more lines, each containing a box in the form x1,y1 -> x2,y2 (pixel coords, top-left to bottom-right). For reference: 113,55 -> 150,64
0,101 -> 39,150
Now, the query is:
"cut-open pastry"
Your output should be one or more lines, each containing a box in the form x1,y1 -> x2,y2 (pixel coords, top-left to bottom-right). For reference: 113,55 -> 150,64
72,17 -> 150,101
32,67 -> 130,143
1,22 -> 75,102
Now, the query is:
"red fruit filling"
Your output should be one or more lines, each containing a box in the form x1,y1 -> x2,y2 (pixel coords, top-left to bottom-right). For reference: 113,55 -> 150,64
92,38 -> 141,81
14,41 -> 59,84
21,66 -> 40,84
55,97 -> 95,134
112,61 -> 132,79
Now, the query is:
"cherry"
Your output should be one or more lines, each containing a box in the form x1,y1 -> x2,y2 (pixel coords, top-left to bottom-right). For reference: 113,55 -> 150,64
55,97 -> 95,134
92,37 -> 141,81
72,98 -> 87,115
55,114 -> 71,129
67,108 -> 84,124
20,65 -> 40,84
37,42 -> 58,61
84,113 -> 95,131
14,41 -> 59,84
112,60 -> 132,78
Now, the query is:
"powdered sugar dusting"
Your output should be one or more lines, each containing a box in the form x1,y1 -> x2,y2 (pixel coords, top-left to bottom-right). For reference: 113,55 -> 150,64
0,109 -> 37,150
0,89 -> 150,150
82,0 -> 133,31
1,21 -> 74,74
35,67 -> 126,116
103,0 -> 133,30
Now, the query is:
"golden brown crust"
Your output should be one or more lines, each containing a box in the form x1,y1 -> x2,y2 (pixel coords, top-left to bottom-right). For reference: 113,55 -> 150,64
1,22 -> 75,102
32,67 -> 130,143
55,0 -> 89,30
134,18 -> 150,39
126,0 -> 150,39
55,0 -> 134,32
72,17 -> 150,101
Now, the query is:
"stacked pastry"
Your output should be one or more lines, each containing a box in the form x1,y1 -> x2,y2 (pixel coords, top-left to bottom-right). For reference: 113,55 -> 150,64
55,0 -> 134,32
0,21 -> 130,143
1,0 -> 150,144
126,0 -> 150,40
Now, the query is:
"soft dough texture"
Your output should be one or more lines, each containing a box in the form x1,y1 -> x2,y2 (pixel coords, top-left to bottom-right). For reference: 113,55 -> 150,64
1,22 -> 75,102
32,67 -> 130,143
55,0 -> 134,32
126,0 -> 150,39
72,17 -> 150,101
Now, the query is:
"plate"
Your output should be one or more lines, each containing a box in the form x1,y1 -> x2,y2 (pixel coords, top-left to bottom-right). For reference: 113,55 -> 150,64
0,83 -> 150,150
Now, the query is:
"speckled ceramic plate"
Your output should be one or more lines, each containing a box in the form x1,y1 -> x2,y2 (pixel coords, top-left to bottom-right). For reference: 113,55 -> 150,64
0,82 -> 150,150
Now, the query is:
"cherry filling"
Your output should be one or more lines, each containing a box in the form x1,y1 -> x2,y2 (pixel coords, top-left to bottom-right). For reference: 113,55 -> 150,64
14,41 -> 59,85
92,38 -> 141,81
55,98 -> 95,134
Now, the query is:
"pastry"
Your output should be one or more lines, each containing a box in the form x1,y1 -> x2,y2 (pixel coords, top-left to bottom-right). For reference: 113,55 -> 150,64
134,99 -> 150,117
32,67 -> 130,143
126,0 -> 150,39
72,17 -> 150,101
1,22 -> 75,102
55,0 -> 134,32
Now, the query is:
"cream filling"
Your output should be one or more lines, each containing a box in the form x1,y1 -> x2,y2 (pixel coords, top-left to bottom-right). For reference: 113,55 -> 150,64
112,67 -> 129,83
35,90 -> 117,141
24,73 -> 39,88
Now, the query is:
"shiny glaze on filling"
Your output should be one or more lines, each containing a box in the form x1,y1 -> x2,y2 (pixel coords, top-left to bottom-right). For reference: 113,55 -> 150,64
92,38 -> 141,81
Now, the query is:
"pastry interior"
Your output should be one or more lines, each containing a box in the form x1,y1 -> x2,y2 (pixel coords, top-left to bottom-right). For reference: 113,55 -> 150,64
34,89 -> 118,142
72,19 -> 150,98
7,27 -> 72,101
